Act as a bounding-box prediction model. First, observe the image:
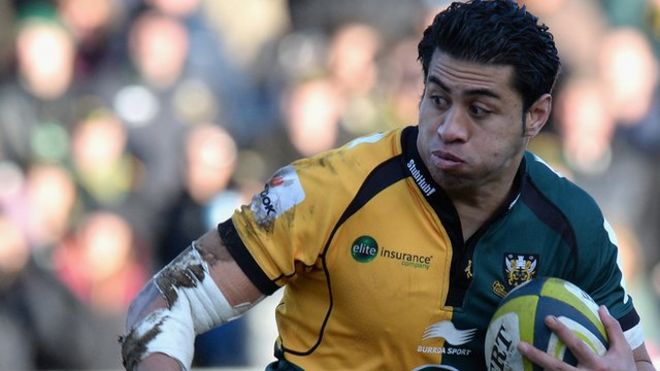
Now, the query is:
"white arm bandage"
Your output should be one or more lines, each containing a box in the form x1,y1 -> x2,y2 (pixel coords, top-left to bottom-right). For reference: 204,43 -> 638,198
121,243 -> 257,371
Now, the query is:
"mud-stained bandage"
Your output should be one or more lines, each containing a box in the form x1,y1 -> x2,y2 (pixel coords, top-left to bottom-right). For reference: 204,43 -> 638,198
120,242 -> 254,371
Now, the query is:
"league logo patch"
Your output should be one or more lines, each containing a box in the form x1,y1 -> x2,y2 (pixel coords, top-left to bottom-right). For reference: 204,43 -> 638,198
250,166 -> 305,230
503,253 -> 538,290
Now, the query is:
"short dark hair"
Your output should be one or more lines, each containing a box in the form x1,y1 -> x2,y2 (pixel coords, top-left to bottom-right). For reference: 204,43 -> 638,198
418,0 -> 560,111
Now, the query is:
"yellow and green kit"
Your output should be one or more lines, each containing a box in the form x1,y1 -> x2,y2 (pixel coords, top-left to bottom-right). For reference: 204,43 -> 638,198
219,126 -> 642,370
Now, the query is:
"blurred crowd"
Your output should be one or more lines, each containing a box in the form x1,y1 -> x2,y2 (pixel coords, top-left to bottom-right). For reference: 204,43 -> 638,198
0,0 -> 657,369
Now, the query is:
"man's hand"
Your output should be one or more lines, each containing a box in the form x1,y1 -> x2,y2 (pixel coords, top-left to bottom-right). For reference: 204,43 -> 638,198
517,305 -> 642,370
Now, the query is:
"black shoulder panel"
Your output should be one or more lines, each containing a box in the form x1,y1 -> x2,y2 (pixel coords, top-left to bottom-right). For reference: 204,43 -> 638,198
521,177 -> 579,278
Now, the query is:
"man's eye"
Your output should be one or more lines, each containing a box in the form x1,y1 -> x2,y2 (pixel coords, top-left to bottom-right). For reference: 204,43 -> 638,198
431,95 -> 449,108
469,105 -> 490,117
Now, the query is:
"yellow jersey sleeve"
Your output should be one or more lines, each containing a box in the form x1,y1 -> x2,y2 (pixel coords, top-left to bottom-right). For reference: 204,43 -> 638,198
226,131 -> 397,292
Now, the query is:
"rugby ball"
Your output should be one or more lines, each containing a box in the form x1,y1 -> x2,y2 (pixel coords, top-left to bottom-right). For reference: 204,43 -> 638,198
484,277 -> 608,371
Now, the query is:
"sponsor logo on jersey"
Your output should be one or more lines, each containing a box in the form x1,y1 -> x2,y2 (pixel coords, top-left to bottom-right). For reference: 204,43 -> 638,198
350,236 -> 433,269
503,253 -> 538,289
351,236 -> 379,263
407,159 -> 436,196
381,248 -> 433,270
250,166 -> 305,230
416,321 -> 476,357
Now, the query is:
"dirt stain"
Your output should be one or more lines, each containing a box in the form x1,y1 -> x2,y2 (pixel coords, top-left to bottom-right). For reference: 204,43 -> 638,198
155,247 -> 205,307
119,316 -> 164,370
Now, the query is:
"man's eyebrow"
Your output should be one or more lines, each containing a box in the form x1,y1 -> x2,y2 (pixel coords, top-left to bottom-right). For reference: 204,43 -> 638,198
427,75 -> 502,100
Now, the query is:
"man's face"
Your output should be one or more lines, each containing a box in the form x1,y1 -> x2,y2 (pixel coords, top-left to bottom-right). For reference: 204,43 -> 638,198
417,51 -> 528,193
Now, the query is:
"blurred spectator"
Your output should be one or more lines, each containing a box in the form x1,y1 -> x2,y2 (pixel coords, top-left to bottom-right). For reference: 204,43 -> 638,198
129,9 -> 188,90
15,17 -> 75,100
327,23 -> 381,96
186,0 -> 287,143
249,74 -> 349,176
23,163 -> 78,254
597,27 -> 658,126
0,212 -> 98,370
155,123 -> 251,367
53,210 -> 148,368
202,0 -> 289,68
328,22 -> 392,136
379,36 -> 425,128
70,108 -> 143,208
156,123 -> 237,265
56,0 -> 123,83
283,76 -> 345,157
95,9 -> 196,230
54,210 -> 147,314
520,0 -> 609,80
555,78 -> 615,175
0,5 -> 79,167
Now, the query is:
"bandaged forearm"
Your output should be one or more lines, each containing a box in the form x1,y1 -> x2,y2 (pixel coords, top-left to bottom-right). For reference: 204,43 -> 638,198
120,242 -> 256,371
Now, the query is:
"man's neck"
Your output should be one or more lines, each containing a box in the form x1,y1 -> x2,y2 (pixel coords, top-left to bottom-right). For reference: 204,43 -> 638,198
447,159 -> 522,241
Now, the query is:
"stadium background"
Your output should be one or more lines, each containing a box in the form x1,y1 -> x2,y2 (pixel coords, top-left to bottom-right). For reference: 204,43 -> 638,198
0,0 -> 657,369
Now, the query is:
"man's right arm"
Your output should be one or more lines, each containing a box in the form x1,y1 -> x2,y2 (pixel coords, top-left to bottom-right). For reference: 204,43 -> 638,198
121,228 -> 265,371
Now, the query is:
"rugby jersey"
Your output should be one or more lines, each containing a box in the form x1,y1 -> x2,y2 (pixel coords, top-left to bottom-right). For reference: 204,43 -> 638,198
218,126 -> 643,370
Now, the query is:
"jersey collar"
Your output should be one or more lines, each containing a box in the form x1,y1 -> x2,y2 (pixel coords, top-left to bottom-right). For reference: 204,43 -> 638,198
400,125 -> 527,244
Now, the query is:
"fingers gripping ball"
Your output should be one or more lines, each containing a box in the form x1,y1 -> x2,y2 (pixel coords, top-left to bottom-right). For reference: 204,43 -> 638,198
484,277 -> 609,371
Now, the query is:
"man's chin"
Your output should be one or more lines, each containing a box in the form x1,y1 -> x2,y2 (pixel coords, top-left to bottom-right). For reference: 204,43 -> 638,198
434,174 -> 478,193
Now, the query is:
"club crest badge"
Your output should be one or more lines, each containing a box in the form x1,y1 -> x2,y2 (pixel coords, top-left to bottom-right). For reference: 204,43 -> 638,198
503,253 -> 538,290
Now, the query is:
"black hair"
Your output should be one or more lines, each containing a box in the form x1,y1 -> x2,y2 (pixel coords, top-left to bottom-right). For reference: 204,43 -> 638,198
418,0 -> 560,111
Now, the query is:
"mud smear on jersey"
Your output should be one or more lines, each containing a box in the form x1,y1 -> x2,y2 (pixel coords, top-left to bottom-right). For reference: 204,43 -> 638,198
243,204 -> 275,234
296,154 -> 338,174
318,156 -> 337,173
279,202 -> 297,230
119,317 -> 164,370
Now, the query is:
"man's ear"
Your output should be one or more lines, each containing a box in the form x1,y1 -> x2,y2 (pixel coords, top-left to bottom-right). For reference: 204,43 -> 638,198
524,94 -> 552,137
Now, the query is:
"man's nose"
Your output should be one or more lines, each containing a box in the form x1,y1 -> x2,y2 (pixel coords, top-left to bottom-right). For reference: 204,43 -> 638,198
437,107 -> 469,142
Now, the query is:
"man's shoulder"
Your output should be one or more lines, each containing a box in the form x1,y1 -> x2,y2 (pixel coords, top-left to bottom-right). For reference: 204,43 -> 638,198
522,153 -> 612,261
524,152 -> 603,221
294,127 -> 406,176
339,127 -> 406,158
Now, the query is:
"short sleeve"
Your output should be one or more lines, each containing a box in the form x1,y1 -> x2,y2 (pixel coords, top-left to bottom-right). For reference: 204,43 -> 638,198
574,216 -> 644,349
219,151 -> 365,295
